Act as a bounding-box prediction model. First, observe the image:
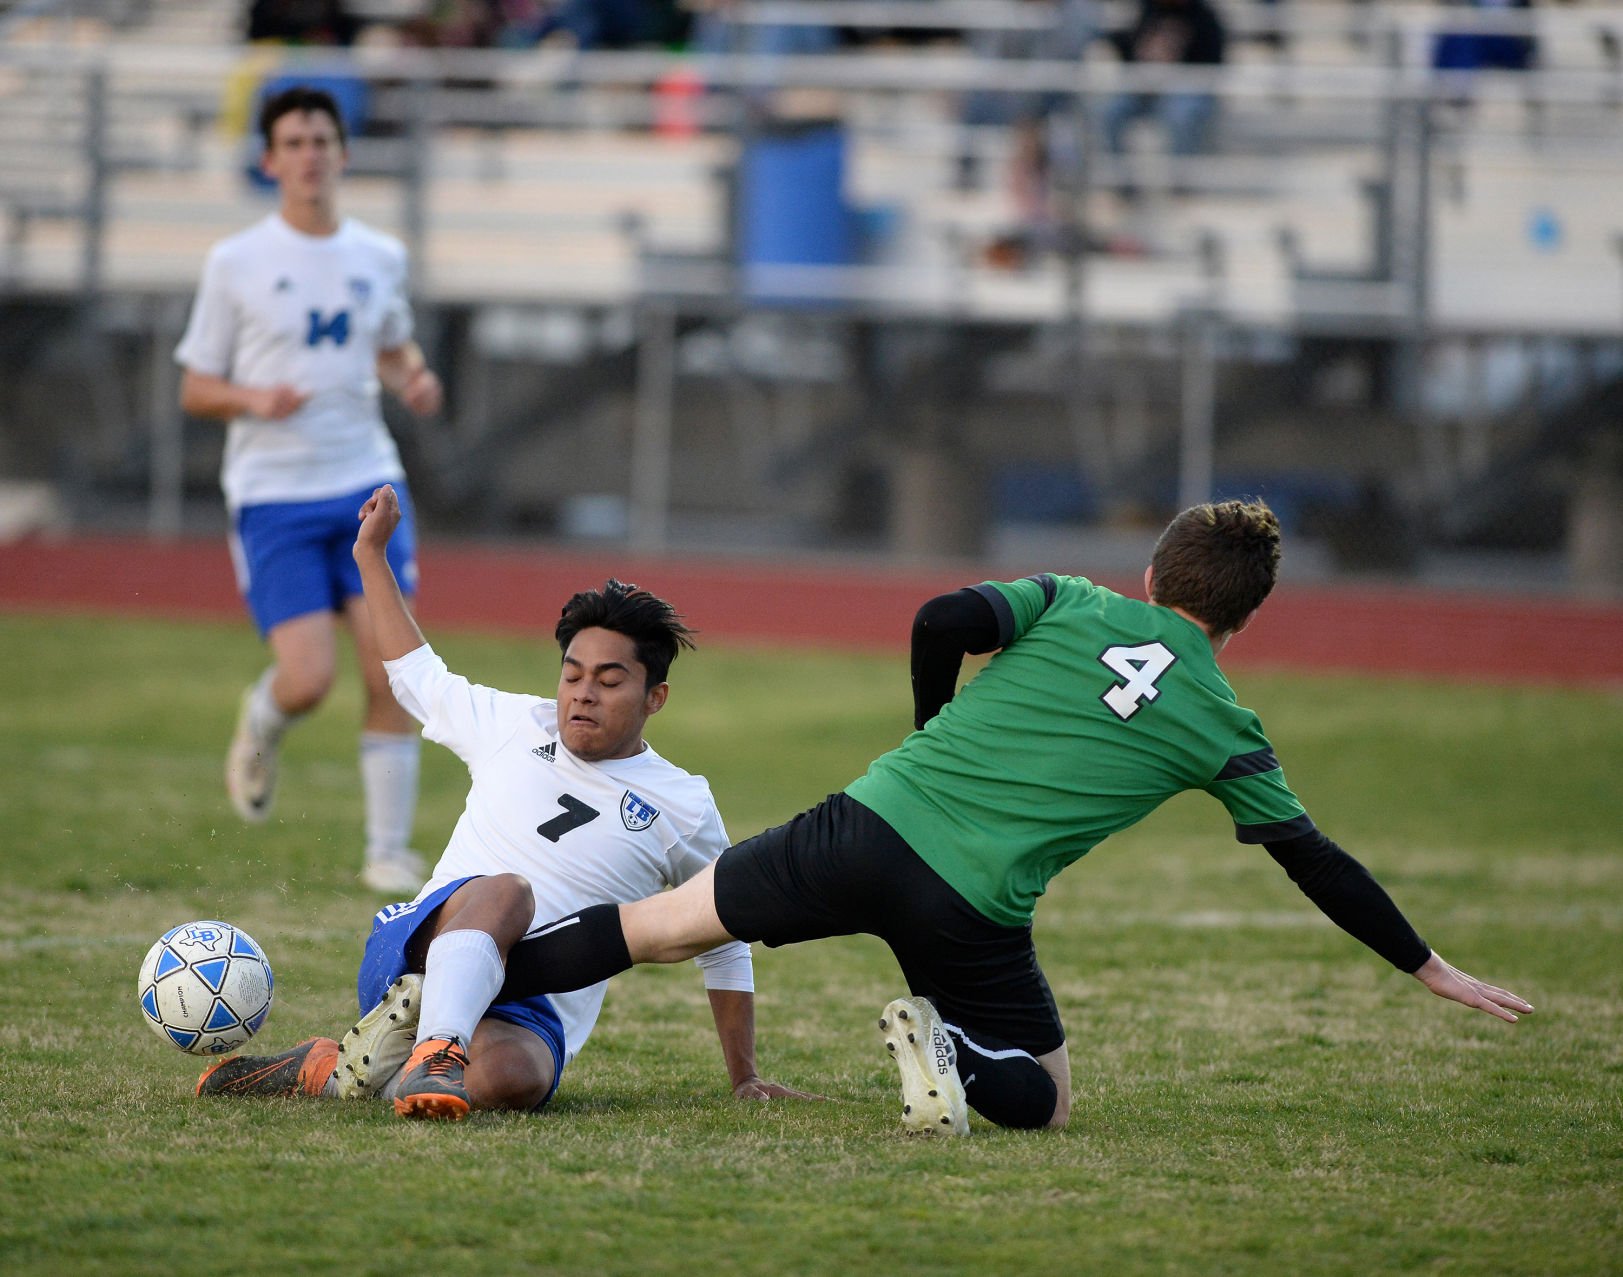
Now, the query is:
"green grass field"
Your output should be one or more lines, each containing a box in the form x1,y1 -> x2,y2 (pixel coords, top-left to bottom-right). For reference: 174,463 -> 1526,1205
1,611 -> 1619,1276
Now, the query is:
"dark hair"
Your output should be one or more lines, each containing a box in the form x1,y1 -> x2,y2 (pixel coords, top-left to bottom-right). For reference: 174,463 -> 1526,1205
555,579 -> 696,687
1150,499 -> 1281,634
259,85 -> 347,150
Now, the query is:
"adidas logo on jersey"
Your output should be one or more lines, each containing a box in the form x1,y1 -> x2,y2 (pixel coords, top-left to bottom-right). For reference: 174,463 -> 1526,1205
531,742 -> 557,763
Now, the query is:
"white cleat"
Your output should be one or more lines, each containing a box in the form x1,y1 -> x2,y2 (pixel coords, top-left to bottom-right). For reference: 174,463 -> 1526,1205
878,996 -> 969,1136
225,686 -> 278,824
360,850 -> 427,895
336,973 -> 423,1099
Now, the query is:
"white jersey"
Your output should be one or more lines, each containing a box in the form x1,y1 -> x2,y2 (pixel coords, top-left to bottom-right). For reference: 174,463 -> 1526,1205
385,643 -> 754,1066
174,214 -> 412,510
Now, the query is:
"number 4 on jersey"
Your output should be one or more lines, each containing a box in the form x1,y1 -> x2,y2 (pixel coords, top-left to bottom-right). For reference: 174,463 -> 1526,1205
1099,642 -> 1177,720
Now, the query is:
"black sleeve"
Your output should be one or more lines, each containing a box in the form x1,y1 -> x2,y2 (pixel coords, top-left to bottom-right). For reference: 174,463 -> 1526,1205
1264,830 -> 1431,973
910,588 -> 1003,730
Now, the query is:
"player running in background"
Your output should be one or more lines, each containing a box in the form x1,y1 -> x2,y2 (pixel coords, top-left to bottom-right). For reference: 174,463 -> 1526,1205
492,499 -> 1533,1136
175,85 -> 443,894
199,484 -> 819,1119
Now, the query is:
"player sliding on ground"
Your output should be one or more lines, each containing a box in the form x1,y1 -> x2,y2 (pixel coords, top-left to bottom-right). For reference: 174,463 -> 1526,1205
493,499 -> 1533,1136
198,483 -> 819,1118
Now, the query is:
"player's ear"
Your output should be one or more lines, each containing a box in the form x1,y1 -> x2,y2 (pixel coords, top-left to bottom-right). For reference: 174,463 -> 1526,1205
643,681 -> 669,716
1143,566 -> 1155,602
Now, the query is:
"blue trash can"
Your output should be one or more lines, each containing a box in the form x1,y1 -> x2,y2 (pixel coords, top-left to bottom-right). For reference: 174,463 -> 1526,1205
736,121 -> 856,305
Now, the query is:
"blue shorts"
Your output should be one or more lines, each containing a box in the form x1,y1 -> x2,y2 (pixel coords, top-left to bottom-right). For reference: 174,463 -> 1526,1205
230,482 -> 419,636
358,876 -> 567,1108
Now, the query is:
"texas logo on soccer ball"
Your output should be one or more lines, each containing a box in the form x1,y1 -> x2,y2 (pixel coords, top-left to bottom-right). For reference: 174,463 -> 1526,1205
176,922 -> 228,952
620,790 -> 659,831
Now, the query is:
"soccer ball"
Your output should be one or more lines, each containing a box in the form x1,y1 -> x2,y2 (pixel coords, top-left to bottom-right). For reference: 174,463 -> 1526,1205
136,920 -> 274,1055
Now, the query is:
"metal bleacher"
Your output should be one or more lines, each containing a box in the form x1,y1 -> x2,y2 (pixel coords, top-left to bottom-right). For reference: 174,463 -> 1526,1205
3,2 -> 1619,325
0,0 -> 1620,587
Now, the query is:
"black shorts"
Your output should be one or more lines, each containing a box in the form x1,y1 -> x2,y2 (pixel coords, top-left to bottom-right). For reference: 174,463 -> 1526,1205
713,792 -> 1064,1056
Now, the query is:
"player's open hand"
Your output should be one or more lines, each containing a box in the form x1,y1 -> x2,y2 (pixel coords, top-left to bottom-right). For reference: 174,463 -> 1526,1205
355,484 -> 401,555
1413,952 -> 1534,1022
732,1075 -> 829,1103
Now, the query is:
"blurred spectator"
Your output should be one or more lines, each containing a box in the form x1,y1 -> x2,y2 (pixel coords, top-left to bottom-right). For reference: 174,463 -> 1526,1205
957,0 -> 1100,189
394,0 -> 502,47
1100,0 -> 1227,160
689,0 -> 838,57
391,0 -> 690,50
246,0 -> 359,45
548,0 -> 690,49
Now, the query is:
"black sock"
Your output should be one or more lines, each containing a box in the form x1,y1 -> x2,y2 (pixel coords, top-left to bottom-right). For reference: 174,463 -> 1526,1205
944,1024 -> 1059,1130
497,903 -> 632,1002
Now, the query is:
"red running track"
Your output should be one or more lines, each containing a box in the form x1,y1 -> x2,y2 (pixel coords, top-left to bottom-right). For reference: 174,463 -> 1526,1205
2,534 -> 1620,687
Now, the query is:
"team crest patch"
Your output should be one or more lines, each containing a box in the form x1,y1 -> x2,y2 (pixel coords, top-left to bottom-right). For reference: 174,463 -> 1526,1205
620,790 -> 659,831
347,277 -> 372,304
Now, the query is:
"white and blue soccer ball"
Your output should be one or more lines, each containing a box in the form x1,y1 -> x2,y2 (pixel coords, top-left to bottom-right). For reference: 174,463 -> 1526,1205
136,920 -> 274,1055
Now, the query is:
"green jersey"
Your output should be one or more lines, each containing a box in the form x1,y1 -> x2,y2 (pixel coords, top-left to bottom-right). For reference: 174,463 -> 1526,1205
845,574 -> 1314,927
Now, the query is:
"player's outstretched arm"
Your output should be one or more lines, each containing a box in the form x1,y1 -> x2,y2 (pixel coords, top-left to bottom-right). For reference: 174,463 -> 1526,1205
1412,952 -> 1534,1023
1264,832 -> 1534,1024
353,484 -> 428,662
707,989 -> 828,1102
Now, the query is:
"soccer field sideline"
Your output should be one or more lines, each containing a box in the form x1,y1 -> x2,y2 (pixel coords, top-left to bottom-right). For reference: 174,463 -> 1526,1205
4,532 -> 1622,686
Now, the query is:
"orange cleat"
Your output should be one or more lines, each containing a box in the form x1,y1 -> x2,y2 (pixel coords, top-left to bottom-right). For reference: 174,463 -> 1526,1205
197,1037 -> 339,1098
392,1036 -> 471,1120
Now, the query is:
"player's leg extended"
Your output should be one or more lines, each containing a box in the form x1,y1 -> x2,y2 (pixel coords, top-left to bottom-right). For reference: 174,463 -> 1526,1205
623,860 -> 737,962
227,611 -> 337,822
496,860 -> 737,1003
343,591 -> 425,893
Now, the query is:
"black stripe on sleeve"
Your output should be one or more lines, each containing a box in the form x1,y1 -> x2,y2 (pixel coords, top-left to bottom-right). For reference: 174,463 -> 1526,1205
1024,573 -> 1059,607
969,582 -> 1017,649
1214,747 -> 1282,782
1235,813 -> 1317,844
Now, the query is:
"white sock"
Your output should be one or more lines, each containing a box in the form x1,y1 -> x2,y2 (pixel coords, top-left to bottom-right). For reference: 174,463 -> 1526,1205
360,731 -> 420,861
378,1063 -> 408,1100
246,668 -> 296,744
417,929 -> 505,1048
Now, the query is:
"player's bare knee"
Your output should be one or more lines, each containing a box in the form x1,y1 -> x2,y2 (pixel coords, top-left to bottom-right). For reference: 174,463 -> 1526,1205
277,668 -> 334,714
467,1024 -> 555,1111
467,1054 -> 552,1112
488,872 -> 535,935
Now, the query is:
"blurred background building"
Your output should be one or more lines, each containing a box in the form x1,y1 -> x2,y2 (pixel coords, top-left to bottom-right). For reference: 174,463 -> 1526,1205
0,0 -> 1619,596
